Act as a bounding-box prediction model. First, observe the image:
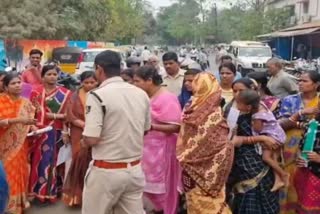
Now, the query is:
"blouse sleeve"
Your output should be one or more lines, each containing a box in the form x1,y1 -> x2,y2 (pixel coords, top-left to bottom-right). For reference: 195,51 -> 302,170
152,94 -> 182,125
30,89 -> 43,123
66,94 -> 77,123
60,89 -> 72,114
279,96 -> 295,119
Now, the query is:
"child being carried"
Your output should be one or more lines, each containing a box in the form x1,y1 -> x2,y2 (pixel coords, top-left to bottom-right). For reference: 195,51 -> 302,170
236,89 -> 288,192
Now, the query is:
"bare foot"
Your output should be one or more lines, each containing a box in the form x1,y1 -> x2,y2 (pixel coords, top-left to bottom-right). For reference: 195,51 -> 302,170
271,173 -> 285,192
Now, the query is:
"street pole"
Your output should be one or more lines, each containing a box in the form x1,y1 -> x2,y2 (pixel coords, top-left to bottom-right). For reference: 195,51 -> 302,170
214,3 -> 218,41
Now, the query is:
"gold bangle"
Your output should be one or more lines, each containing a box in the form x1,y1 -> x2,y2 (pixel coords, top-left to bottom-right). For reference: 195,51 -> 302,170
61,131 -> 68,135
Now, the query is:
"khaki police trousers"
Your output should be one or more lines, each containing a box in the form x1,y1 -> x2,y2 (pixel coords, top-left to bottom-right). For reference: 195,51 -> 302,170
82,162 -> 145,214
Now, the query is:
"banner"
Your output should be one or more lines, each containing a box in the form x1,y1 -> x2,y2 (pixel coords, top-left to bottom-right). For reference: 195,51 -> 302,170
3,39 -> 114,72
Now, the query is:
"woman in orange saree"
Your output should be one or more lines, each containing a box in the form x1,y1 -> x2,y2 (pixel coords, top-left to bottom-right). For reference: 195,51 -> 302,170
63,71 -> 97,207
0,72 -> 36,214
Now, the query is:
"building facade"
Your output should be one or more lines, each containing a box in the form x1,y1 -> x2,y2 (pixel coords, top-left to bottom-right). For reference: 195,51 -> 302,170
267,0 -> 320,25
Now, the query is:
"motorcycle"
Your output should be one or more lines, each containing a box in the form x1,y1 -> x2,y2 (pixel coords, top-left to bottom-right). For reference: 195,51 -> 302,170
57,71 -> 80,91
284,58 -> 319,79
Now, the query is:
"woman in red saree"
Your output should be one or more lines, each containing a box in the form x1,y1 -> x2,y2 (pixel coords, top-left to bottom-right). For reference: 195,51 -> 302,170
0,72 -> 36,214
63,71 -> 97,207
29,63 -> 71,204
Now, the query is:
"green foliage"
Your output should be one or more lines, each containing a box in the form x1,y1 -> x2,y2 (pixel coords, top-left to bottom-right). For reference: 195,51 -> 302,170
156,0 -> 201,44
0,0 -> 154,42
156,0 -> 292,44
0,0 -> 59,39
263,7 -> 292,33
0,0 -> 292,44
156,4 -> 180,45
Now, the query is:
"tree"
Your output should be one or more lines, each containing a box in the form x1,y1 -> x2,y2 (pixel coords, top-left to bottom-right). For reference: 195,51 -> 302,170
0,0 -> 59,39
168,0 -> 200,44
263,7 -> 292,33
0,0 -> 151,43
156,4 -> 180,45
155,0 -> 201,44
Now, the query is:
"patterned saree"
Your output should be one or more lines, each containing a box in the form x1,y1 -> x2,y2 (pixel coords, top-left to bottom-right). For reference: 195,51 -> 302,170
29,85 -> 71,202
0,94 -> 35,214
177,73 -> 234,214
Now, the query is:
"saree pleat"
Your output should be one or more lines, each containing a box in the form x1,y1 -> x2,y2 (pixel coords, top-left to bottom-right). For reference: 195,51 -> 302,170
63,88 -> 91,207
0,94 -> 34,213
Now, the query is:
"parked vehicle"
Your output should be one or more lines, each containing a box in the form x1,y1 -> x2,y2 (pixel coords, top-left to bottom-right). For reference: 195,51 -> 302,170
75,48 -> 126,75
52,47 -> 82,74
0,40 -> 6,71
229,41 -> 272,76
57,73 -> 80,91
284,58 -> 319,79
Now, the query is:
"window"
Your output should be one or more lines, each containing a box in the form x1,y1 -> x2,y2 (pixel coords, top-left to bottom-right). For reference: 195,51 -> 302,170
238,47 -> 272,58
303,2 -> 309,14
287,5 -> 295,16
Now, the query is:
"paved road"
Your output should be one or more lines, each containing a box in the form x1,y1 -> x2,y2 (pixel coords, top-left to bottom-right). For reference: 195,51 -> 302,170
209,52 -> 219,71
26,202 -> 81,214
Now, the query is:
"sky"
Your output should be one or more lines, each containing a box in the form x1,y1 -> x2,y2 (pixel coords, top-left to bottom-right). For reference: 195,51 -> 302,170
150,0 -> 173,8
150,0 -> 228,10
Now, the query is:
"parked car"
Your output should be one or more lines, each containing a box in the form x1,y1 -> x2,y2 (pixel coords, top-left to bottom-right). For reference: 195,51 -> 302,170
229,41 -> 272,76
75,48 -> 126,75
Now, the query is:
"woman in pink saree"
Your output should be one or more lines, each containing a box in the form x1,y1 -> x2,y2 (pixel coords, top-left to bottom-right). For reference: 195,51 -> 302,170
134,66 -> 182,214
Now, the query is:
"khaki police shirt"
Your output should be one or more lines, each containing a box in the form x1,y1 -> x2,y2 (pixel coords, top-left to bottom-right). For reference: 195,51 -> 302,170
83,77 -> 151,162
267,70 -> 298,99
162,69 -> 186,96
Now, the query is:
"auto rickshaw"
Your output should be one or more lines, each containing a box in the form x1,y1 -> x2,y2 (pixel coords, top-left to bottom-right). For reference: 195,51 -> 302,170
52,47 -> 82,74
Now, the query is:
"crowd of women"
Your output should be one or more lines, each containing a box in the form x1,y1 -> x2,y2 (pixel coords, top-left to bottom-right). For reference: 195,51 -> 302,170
0,51 -> 320,214
0,63 -> 98,213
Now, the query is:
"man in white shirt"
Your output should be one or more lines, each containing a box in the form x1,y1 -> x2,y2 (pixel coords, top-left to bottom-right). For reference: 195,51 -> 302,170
190,47 -> 198,61
82,50 -> 151,214
147,55 -> 166,76
162,52 -> 186,96
141,46 -> 151,65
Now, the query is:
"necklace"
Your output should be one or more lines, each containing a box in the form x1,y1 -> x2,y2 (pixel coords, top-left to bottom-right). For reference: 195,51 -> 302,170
45,85 -> 56,94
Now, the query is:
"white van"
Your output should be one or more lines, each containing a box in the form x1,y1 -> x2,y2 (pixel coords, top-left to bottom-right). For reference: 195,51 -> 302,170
229,41 -> 272,76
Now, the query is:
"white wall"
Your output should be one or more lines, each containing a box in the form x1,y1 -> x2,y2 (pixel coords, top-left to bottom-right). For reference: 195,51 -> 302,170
267,0 -> 320,23
309,0 -> 320,21
267,0 -> 298,9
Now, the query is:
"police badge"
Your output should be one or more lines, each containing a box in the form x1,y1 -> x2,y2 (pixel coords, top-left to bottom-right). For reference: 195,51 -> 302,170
86,106 -> 91,114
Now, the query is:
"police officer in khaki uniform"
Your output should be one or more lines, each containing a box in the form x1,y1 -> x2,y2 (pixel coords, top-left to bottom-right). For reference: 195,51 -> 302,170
82,50 -> 151,214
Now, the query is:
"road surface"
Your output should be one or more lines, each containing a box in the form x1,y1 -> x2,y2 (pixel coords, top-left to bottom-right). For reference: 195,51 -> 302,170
26,202 -> 81,214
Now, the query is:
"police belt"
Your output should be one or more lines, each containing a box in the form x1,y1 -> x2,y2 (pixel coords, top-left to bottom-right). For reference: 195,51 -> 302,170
93,160 -> 140,169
